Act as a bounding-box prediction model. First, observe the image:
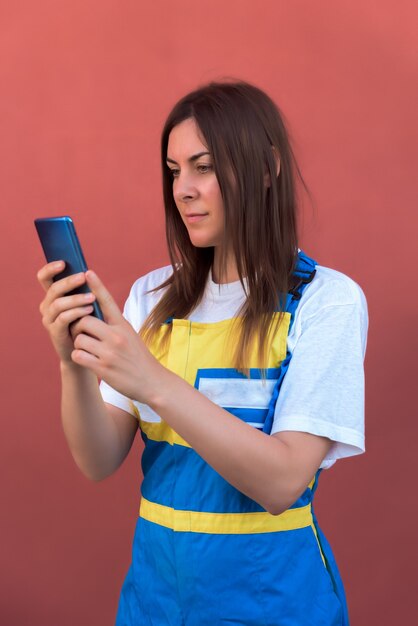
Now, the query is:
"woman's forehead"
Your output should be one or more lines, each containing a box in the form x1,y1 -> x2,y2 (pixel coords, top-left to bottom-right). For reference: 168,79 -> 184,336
167,118 -> 209,160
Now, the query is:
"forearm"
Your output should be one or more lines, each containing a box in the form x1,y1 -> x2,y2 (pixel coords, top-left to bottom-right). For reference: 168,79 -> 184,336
60,362 -> 132,481
148,370 -> 313,514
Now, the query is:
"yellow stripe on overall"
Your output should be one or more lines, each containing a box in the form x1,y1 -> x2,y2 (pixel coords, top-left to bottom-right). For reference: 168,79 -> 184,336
139,497 -> 314,535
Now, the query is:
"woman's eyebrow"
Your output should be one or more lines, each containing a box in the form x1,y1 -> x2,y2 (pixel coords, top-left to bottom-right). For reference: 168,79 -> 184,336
166,151 -> 210,165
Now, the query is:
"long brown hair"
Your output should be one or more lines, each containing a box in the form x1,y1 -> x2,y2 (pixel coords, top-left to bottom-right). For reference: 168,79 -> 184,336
141,81 -> 303,371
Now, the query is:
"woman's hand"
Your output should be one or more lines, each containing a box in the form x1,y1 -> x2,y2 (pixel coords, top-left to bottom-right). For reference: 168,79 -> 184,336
37,261 -> 97,363
70,271 -> 166,403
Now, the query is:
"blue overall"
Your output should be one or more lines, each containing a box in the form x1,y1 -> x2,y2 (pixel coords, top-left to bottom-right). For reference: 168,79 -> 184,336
115,252 -> 349,625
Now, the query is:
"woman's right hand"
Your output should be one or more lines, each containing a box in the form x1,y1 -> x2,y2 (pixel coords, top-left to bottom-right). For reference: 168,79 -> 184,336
37,261 -> 97,363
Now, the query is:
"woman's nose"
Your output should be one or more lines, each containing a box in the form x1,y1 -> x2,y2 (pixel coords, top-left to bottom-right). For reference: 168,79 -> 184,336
173,173 -> 198,203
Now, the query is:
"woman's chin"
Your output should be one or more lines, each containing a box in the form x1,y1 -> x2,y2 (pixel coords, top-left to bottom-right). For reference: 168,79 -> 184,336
188,235 -> 218,249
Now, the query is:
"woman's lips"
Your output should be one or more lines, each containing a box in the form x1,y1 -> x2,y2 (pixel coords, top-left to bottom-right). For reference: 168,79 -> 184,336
185,213 -> 208,223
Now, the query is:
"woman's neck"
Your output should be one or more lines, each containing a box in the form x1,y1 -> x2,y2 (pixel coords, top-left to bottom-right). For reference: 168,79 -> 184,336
212,250 -> 240,284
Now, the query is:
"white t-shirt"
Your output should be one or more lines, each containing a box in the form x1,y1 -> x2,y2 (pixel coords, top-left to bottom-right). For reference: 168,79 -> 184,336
100,264 -> 368,469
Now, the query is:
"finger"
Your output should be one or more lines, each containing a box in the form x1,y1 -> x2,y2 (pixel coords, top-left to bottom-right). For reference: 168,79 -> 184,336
73,331 -> 101,357
43,272 -> 87,309
70,312 -> 106,340
37,261 -> 65,292
42,305 -> 94,332
42,291 -> 96,325
85,271 -> 122,324
71,347 -> 101,372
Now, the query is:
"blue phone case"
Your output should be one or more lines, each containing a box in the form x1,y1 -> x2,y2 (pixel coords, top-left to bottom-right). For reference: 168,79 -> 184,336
34,216 -> 104,321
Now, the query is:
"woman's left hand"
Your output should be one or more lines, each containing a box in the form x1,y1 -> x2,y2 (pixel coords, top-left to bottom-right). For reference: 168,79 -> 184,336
70,271 -> 166,403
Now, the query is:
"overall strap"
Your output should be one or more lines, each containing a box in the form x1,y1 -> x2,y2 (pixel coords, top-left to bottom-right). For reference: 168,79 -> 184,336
285,249 -> 317,331
262,250 -> 317,434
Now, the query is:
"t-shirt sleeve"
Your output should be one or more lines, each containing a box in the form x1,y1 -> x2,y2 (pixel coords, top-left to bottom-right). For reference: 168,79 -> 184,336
270,278 -> 368,469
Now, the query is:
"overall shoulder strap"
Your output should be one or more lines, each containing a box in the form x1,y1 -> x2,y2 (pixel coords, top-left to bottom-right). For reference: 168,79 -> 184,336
262,251 -> 317,434
285,250 -> 317,331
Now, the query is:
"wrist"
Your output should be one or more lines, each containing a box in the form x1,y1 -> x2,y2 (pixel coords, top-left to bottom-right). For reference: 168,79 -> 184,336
60,359 -> 94,379
145,367 -> 183,414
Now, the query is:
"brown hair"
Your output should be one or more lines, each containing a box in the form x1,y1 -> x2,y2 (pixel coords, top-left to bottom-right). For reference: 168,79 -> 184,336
141,80 -> 303,371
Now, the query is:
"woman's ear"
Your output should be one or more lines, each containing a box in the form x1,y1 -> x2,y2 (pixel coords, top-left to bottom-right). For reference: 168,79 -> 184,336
264,147 -> 281,187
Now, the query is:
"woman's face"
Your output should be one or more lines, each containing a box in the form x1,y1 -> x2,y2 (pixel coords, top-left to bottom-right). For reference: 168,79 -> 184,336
166,118 -> 225,250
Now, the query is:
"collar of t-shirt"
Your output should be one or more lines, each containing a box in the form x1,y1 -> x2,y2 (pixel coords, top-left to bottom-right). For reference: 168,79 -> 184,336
187,270 -> 247,323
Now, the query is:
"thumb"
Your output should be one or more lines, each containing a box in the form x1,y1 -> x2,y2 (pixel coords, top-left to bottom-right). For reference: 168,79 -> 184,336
85,271 -> 122,324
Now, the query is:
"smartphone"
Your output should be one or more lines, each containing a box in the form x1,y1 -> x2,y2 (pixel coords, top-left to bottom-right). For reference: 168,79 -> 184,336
34,216 -> 104,321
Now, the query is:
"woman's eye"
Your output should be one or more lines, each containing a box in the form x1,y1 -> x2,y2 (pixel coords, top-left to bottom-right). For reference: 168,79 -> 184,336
197,164 -> 213,174
169,169 -> 180,178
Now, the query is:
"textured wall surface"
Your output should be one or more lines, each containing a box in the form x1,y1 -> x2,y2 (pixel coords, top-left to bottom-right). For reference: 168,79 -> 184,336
1,1 -> 416,624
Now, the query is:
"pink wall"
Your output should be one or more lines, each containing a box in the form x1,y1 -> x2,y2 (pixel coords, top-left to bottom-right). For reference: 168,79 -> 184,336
1,1 -> 416,623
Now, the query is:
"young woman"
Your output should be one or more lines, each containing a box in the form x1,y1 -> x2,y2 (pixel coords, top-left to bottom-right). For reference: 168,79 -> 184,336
37,81 -> 367,625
